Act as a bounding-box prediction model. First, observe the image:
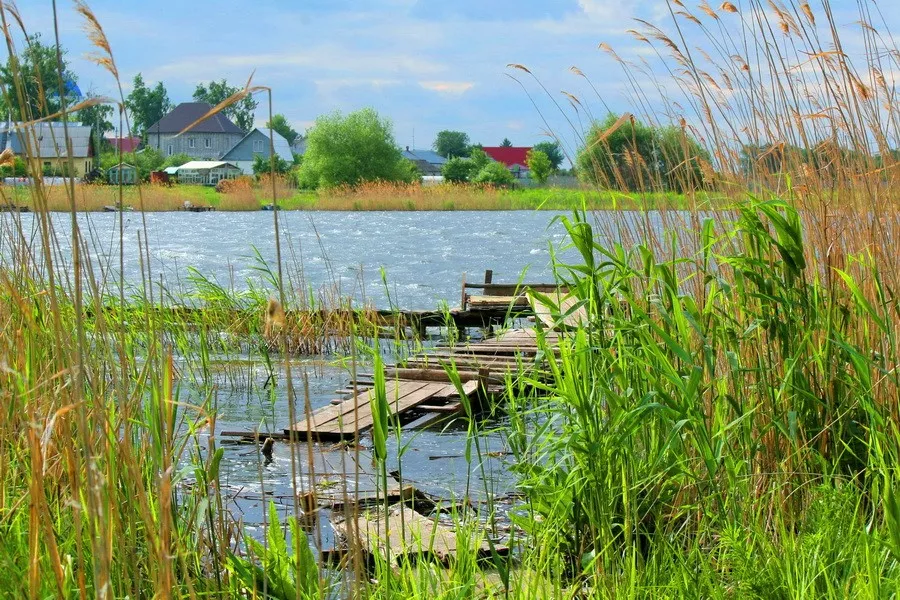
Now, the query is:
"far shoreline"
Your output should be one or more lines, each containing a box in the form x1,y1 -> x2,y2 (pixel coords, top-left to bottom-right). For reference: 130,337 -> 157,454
1,182 -> 723,213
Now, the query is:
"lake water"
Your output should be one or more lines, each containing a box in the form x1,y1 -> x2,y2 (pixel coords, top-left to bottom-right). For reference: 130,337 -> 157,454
0,209 -> 668,547
4,210 -> 585,308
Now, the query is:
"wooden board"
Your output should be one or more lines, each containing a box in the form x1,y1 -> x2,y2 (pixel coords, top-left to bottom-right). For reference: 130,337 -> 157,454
466,295 -> 530,308
333,505 -> 490,564
530,293 -> 588,330
288,379 -> 478,439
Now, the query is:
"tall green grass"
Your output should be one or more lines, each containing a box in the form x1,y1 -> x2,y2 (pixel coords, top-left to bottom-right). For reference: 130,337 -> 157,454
1,0 -> 898,598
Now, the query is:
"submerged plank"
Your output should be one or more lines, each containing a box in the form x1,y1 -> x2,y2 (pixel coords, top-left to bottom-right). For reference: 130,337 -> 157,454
333,505 -> 490,564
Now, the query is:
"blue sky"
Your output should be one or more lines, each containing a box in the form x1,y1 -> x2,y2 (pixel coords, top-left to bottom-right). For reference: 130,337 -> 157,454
14,0 -> 897,157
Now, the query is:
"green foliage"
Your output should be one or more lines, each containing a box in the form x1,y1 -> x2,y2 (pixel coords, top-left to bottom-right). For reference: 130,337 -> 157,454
0,156 -> 28,178
526,149 -> 552,184
533,140 -> 564,170
295,108 -> 411,189
500,137 -> 513,147
162,152 -> 192,168
228,502 -> 321,599
100,147 -> 164,180
0,33 -> 78,119
193,79 -> 258,132
576,113 -> 708,192
433,130 -> 470,158
265,114 -> 299,145
252,153 -> 291,176
469,147 -> 490,171
125,73 -> 172,138
472,161 -> 515,186
441,156 -> 474,183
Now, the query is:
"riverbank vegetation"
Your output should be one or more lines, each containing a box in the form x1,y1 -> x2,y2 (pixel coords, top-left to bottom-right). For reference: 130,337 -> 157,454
1,0 -> 899,598
2,180 -> 728,211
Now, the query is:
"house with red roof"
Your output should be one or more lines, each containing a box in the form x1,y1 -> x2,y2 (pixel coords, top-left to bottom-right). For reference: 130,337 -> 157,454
482,146 -> 532,178
105,135 -> 141,153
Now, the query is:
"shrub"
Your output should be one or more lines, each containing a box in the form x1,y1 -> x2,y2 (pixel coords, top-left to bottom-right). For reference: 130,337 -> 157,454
441,156 -> 474,183
472,161 -> 515,187
526,149 -> 552,184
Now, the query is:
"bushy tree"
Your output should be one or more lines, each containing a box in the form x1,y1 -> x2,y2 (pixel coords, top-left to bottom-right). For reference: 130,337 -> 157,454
126,74 -> 172,138
162,153 -> 192,168
265,114 -> 299,145
473,161 -> 515,186
441,157 -> 474,183
527,149 -> 552,185
576,113 -> 708,192
100,147 -> 164,180
77,93 -> 114,157
433,130 -> 470,158
0,156 -> 28,177
193,80 -> 258,132
252,153 -> 291,176
295,108 -> 412,189
469,147 -> 491,172
533,141 -> 564,170
500,138 -> 513,147
0,34 -> 79,119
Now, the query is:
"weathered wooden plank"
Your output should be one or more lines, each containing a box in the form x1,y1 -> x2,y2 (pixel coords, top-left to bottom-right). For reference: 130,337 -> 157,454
289,380 -> 430,435
331,382 -> 458,435
333,505 -> 491,564
467,295 -> 530,308
530,293 -> 588,330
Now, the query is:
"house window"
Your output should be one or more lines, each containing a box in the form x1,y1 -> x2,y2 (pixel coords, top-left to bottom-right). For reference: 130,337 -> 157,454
253,139 -> 264,153
205,138 -> 211,148
167,144 -> 173,156
188,137 -> 195,148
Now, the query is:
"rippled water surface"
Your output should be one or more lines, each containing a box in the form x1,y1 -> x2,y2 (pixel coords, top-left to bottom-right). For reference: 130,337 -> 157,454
1,209 -> 633,540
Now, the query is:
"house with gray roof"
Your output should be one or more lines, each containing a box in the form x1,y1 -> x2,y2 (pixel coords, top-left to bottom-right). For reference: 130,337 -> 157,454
0,121 -> 94,176
146,102 -> 244,160
401,147 -> 447,176
221,128 -> 293,174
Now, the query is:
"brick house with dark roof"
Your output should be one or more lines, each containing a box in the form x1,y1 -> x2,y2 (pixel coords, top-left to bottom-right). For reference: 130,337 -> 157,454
146,102 -> 244,160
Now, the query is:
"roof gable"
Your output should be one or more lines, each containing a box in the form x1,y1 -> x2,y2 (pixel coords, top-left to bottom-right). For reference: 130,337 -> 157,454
482,146 -> 532,168
0,122 -> 93,158
147,102 -> 243,135
221,128 -> 293,162
401,148 -> 447,165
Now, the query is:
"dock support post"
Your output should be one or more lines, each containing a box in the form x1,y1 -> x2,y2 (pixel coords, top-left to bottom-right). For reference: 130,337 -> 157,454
484,269 -> 493,284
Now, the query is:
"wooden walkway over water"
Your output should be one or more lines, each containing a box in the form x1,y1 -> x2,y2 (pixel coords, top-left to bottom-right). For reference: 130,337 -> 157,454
286,324 -> 567,441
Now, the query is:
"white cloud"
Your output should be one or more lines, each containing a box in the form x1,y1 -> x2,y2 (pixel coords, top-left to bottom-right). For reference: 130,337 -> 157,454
418,81 -> 475,95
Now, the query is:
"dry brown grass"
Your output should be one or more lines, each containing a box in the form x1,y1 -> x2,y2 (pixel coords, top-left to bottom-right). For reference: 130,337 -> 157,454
316,180 -> 512,210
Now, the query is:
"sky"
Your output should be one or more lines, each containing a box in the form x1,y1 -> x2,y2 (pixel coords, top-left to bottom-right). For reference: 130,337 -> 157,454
12,0 -> 898,156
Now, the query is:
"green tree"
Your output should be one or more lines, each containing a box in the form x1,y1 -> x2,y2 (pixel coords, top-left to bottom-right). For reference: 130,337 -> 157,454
500,138 -> 513,147
0,33 -> 78,119
473,161 -> 514,186
162,153 -> 192,168
526,149 -> 552,185
193,80 -> 258,132
252,153 -> 291,176
657,125 -> 708,192
469,147 -> 490,172
433,130 -> 470,158
533,141 -> 564,170
296,108 -> 412,189
576,113 -> 660,191
77,93 -> 114,158
265,113 -> 299,145
126,74 -> 172,138
441,157 -> 474,183
100,146 -> 164,180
